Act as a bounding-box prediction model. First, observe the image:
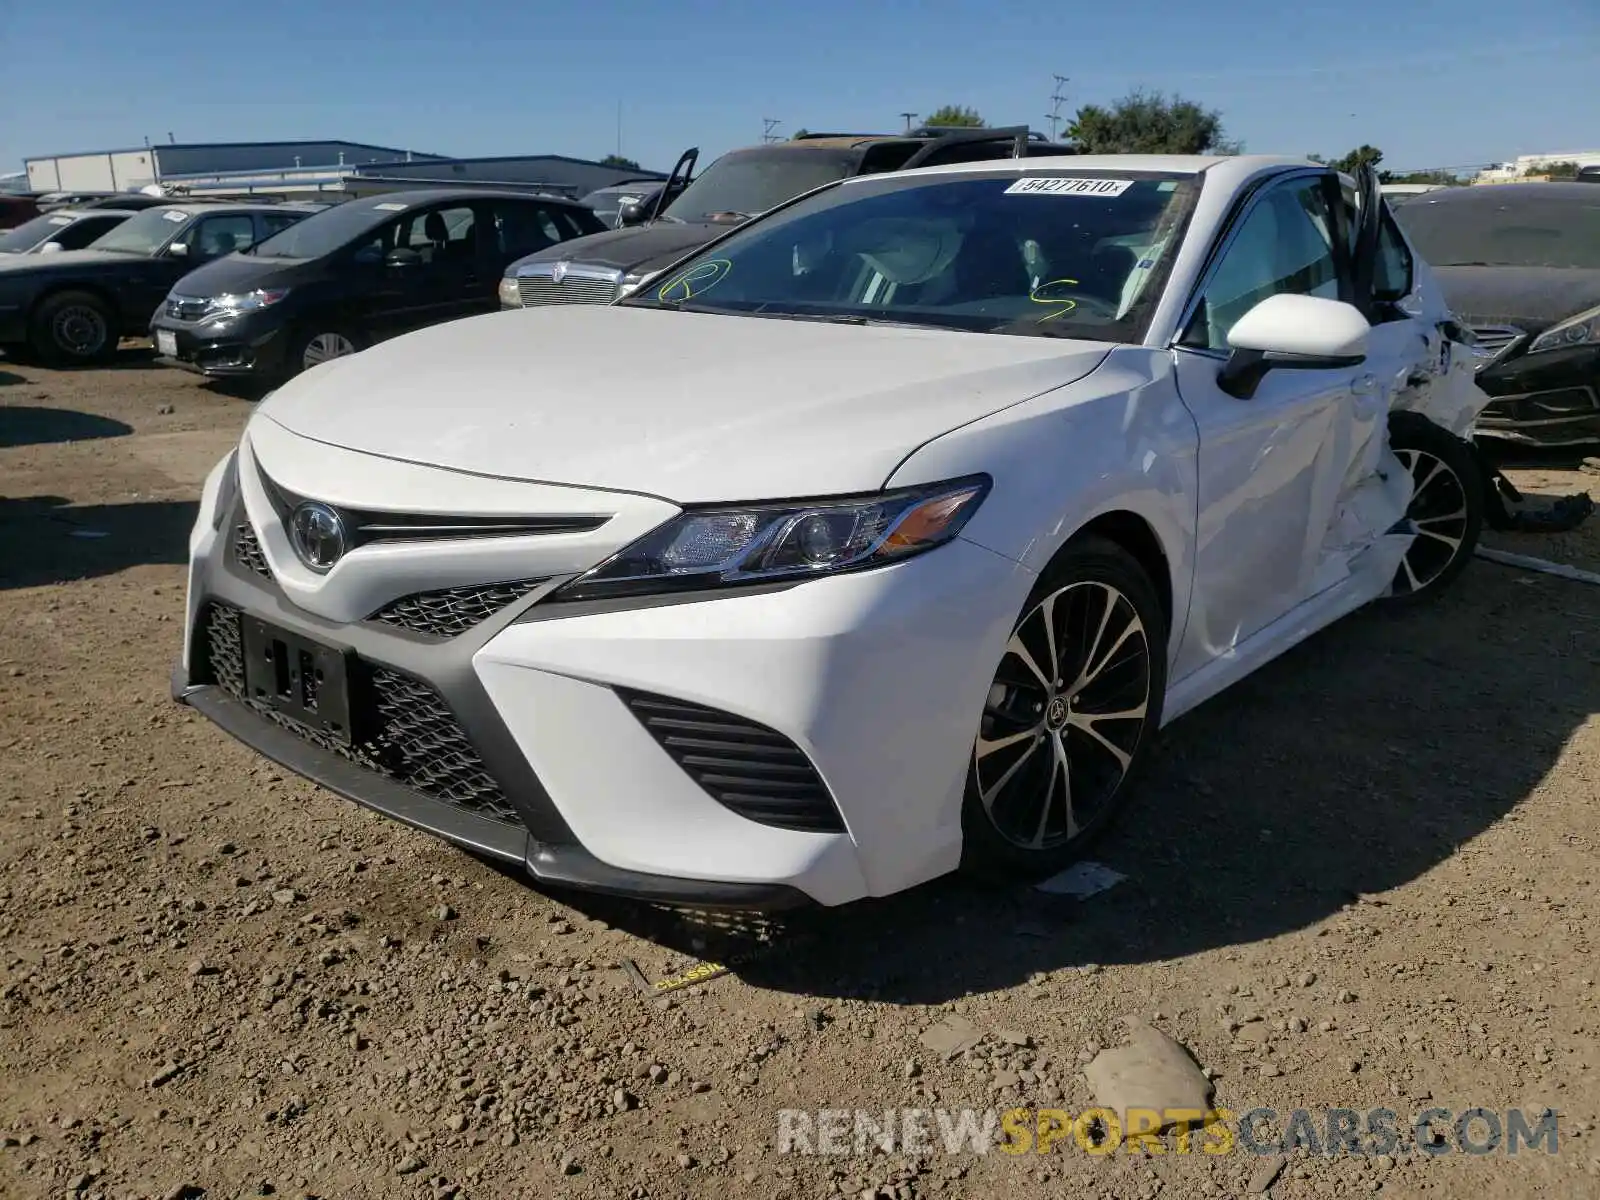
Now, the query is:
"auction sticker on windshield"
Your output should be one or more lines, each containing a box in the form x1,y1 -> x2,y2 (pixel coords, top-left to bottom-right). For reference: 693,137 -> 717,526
1005,177 -> 1134,197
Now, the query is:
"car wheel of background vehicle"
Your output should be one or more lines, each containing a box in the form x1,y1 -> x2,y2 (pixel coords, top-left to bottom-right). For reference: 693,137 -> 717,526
960,535 -> 1167,883
30,291 -> 116,365
287,327 -> 362,378
1382,412 -> 1484,604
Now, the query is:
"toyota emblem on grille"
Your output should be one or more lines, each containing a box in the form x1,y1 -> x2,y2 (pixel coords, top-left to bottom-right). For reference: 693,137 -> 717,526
289,502 -> 347,572
551,260 -> 569,283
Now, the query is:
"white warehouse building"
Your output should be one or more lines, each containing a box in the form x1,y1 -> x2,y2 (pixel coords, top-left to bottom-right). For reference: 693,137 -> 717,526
24,140 -> 439,193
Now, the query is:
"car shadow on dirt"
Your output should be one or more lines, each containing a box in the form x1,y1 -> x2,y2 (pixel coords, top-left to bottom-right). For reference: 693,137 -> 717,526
554,558 -> 1600,1003
0,405 -> 134,449
0,495 -> 197,590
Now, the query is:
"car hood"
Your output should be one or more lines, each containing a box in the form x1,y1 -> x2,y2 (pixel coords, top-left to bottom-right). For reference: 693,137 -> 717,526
257,305 -> 1112,502
164,252 -> 293,297
0,248 -> 129,276
1431,265 -> 1600,333
510,221 -> 722,277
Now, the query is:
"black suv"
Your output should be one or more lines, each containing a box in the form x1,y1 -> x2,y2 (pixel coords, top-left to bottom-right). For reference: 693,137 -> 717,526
501,126 -> 1076,308
149,189 -> 605,384
0,201 -> 320,364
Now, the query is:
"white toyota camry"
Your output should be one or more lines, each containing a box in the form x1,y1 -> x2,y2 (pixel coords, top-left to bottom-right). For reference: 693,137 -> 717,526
175,154 -> 1490,909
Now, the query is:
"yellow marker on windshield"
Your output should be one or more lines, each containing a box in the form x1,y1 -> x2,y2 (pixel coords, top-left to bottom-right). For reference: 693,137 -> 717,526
1030,279 -> 1079,322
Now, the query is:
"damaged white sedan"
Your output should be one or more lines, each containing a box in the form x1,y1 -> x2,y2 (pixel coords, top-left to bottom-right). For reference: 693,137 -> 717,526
175,154 -> 1489,909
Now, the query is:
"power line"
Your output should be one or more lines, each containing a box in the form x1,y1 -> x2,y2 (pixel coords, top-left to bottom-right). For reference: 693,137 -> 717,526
1047,75 -> 1070,141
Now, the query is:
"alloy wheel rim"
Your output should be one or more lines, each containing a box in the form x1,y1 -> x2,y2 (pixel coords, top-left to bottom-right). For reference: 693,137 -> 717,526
53,305 -> 107,357
303,333 -> 356,369
974,579 -> 1152,850
1393,448 -> 1469,595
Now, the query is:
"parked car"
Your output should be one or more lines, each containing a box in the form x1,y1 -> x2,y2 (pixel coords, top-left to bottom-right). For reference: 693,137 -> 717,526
499,126 -> 1077,308
174,154 -> 1488,909
0,202 -> 320,364
1393,182 -> 1600,445
0,208 -> 137,256
0,195 -> 41,231
150,189 -> 606,385
579,181 -> 668,229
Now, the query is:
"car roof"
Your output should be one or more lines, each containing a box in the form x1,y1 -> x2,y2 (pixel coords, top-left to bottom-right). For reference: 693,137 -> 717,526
47,207 -> 139,218
335,187 -> 588,209
897,152 -> 1316,179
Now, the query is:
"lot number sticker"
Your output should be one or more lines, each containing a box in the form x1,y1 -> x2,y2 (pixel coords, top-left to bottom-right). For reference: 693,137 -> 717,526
1005,177 -> 1134,197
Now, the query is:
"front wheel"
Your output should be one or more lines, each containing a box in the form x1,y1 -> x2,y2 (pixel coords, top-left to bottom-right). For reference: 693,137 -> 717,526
30,291 -> 117,365
1383,412 -> 1484,604
285,325 -> 363,381
960,536 -> 1167,882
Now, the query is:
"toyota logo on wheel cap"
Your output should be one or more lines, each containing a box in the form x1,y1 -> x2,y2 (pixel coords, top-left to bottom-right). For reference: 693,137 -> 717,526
289,502 -> 347,572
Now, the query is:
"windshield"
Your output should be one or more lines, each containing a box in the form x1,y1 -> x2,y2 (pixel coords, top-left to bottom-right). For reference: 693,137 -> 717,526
662,151 -> 856,223
87,207 -> 191,255
251,198 -> 399,259
1394,193 -> 1600,269
625,171 -> 1196,343
0,212 -> 74,252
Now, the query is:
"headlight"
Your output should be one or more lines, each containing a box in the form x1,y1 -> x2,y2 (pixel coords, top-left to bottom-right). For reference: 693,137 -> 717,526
207,288 -> 291,317
1526,305 -> 1600,354
211,450 -> 239,530
498,276 -> 522,307
551,476 -> 990,602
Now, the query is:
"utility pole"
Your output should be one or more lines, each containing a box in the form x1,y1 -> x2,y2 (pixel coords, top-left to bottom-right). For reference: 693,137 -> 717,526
1046,75 -> 1070,141
900,111 -> 918,133
762,118 -> 783,143
616,101 -> 622,158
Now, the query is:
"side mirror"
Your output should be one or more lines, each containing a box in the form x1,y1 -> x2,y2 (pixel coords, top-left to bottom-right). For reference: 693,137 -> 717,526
616,199 -> 646,228
1217,293 -> 1370,400
39,241 -> 64,254
168,240 -> 188,258
385,247 -> 423,269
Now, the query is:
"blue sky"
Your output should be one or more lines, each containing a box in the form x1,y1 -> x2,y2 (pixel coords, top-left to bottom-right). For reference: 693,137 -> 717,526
3,0 -> 1596,178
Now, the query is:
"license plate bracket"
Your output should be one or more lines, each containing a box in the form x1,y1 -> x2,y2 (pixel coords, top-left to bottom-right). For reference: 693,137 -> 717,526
155,329 -> 177,358
240,617 -> 354,744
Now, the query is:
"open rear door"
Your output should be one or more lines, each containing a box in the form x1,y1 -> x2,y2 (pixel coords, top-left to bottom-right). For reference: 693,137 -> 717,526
1350,162 -> 1383,319
647,147 -> 699,223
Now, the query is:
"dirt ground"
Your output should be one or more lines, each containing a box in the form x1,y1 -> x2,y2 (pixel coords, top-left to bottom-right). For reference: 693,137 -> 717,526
3,348 -> 1599,1200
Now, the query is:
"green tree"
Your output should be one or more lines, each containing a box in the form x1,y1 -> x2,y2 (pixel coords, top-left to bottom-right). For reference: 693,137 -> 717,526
923,105 -> 985,128
1532,160 -> 1579,179
1067,90 -> 1238,154
599,154 -> 641,170
1331,145 -> 1384,174
790,128 -> 811,139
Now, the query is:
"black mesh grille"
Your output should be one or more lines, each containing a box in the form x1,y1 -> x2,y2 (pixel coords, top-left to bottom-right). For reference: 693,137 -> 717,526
617,689 -> 844,833
370,580 -> 545,638
198,602 -> 520,825
233,523 -> 271,579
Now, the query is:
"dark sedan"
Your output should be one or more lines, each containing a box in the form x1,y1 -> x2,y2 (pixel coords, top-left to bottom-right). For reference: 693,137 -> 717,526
1394,183 -> 1600,446
0,202 -> 319,364
149,188 -> 605,385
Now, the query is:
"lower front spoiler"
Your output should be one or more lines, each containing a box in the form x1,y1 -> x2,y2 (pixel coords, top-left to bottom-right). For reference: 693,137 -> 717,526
172,670 -> 814,912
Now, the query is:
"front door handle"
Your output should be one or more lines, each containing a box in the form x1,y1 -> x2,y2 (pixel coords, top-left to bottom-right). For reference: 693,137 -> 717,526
1352,374 -> 1379,394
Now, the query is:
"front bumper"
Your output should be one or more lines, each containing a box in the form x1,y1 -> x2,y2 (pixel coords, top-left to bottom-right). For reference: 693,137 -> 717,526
1475,344 -> 1600,447
149,311 -> 291,380
174,433 -> 1031,908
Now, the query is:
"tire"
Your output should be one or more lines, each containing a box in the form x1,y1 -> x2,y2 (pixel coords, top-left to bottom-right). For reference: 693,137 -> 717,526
1382,411 -> 1484,605
29,290 -> 117,365
960,535 -> 1168,883
285,325 -> 363,381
